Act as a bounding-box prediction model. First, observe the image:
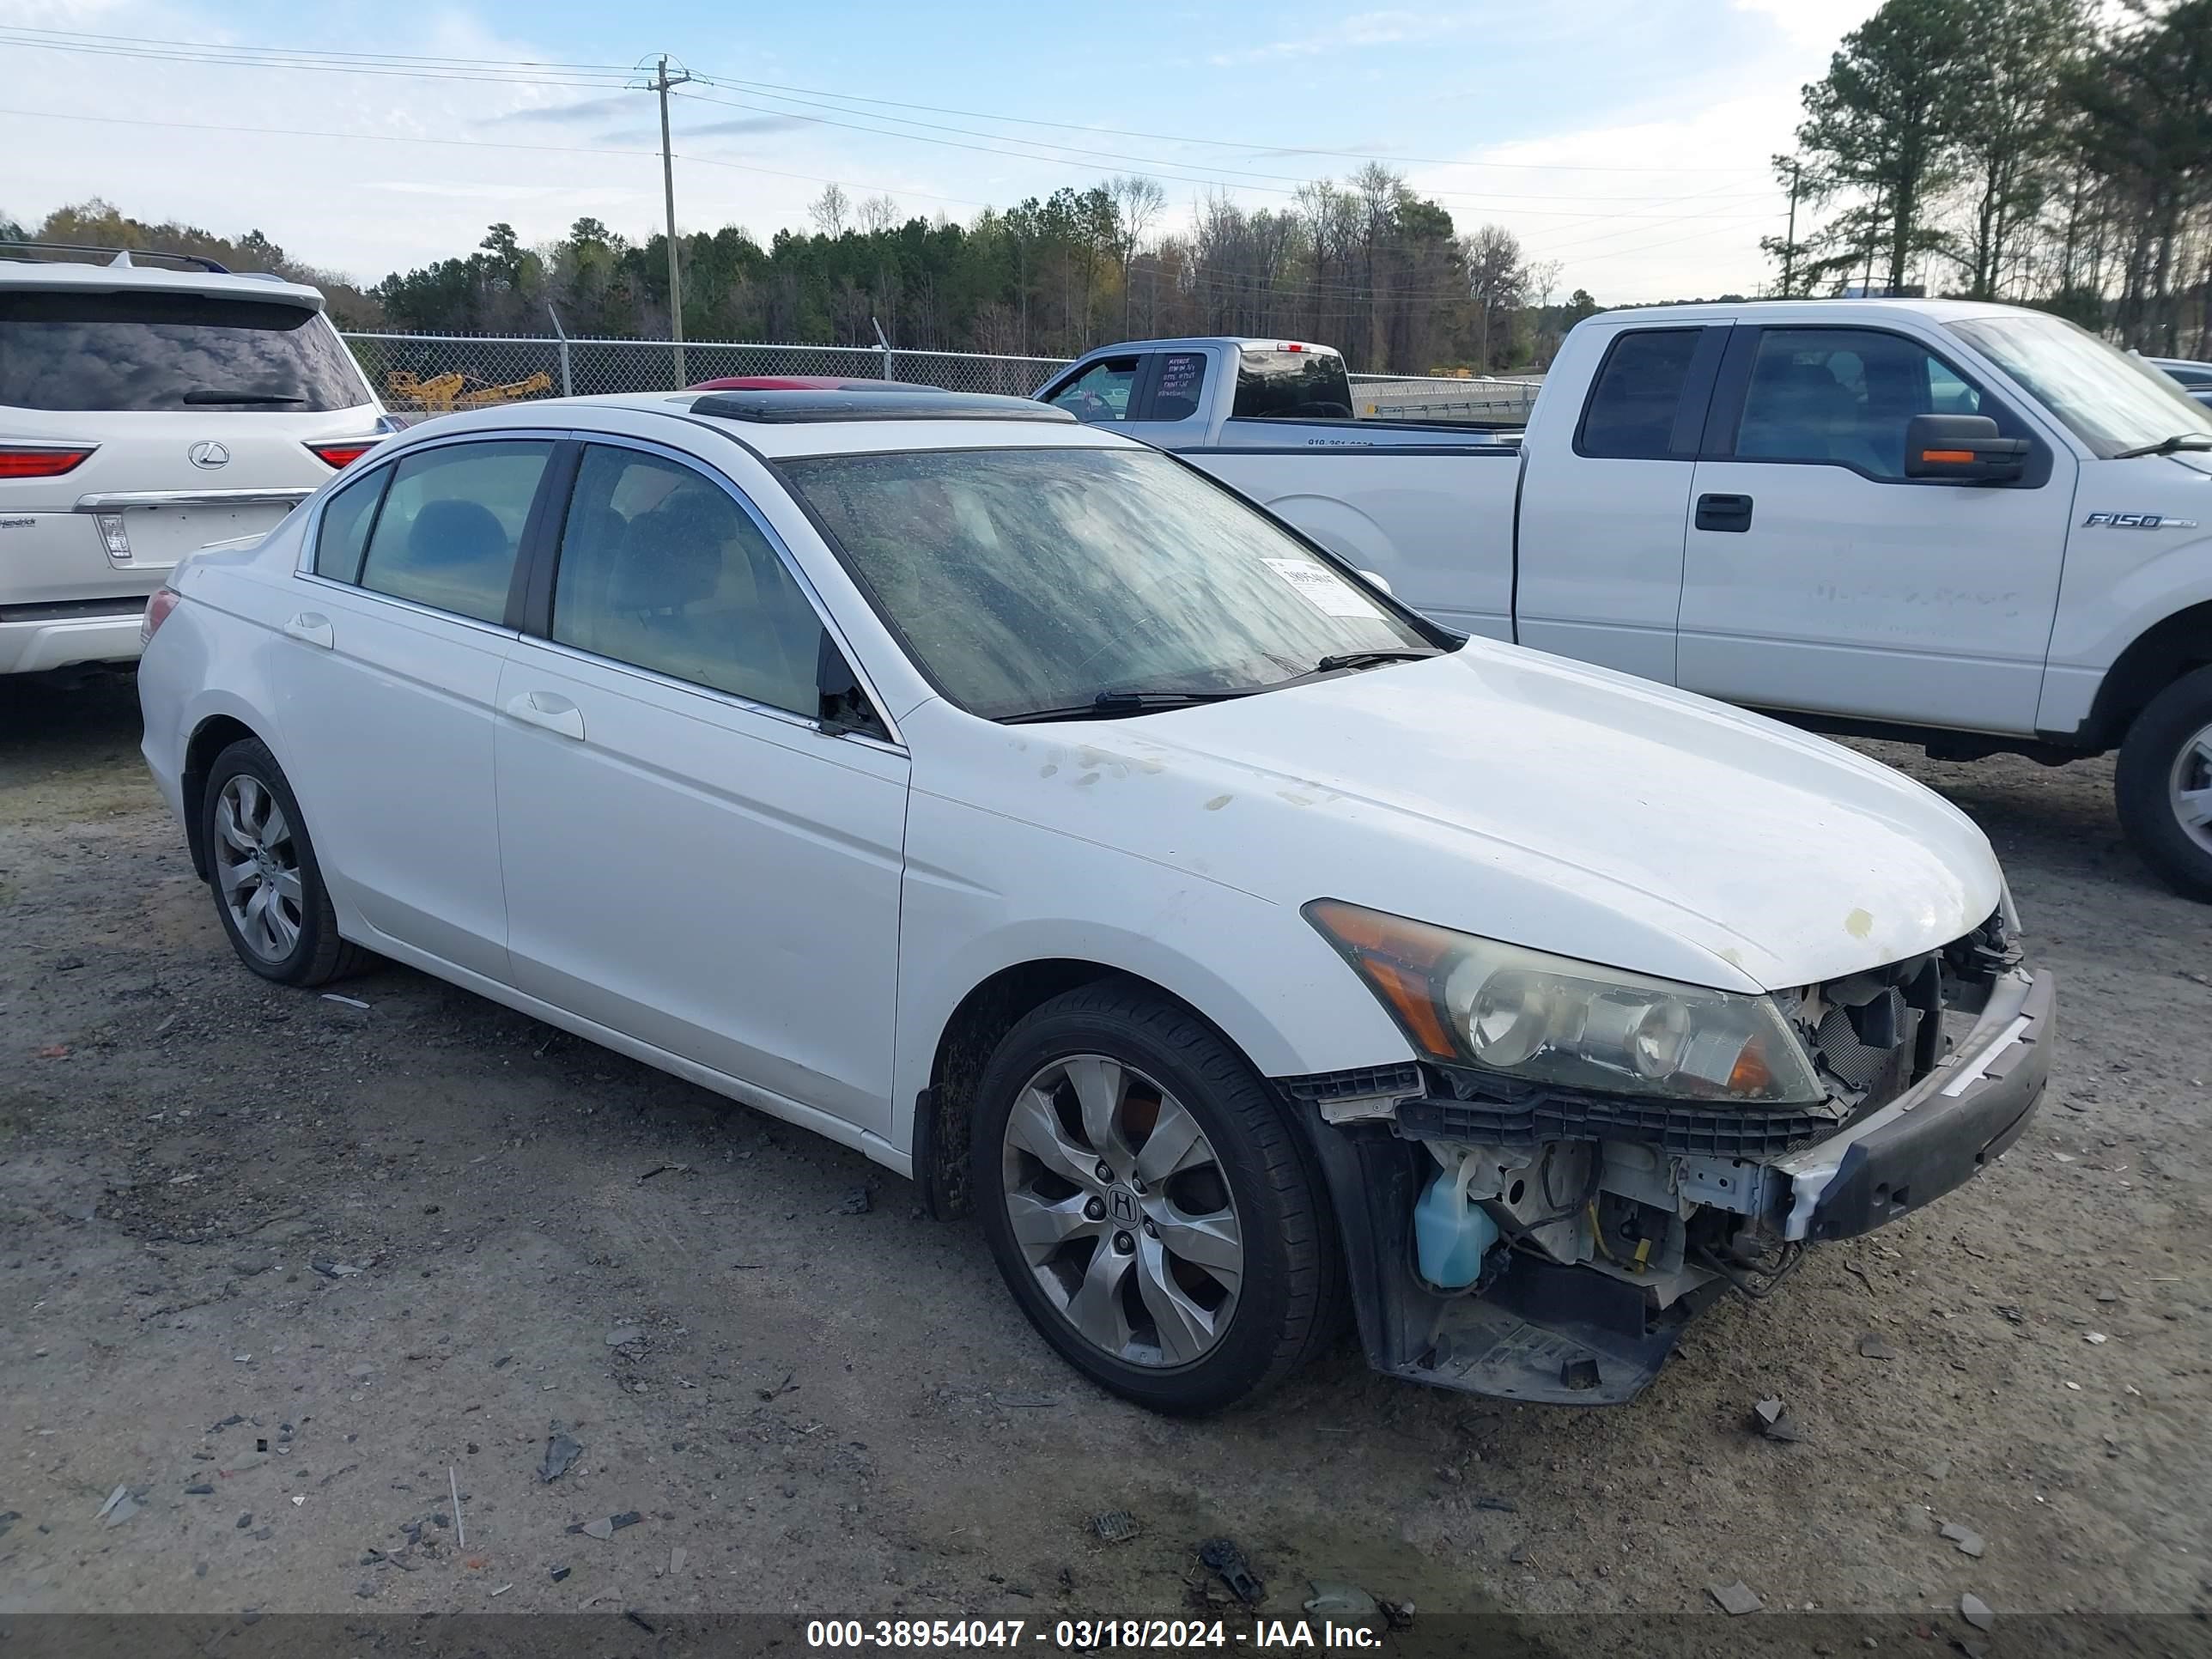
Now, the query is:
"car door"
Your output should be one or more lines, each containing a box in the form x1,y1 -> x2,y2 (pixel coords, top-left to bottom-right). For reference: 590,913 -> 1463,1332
276,432 -> 558,981
493,435 -> 909,1137
1515,324 -> 1727,683
1679,325 -> 2074,734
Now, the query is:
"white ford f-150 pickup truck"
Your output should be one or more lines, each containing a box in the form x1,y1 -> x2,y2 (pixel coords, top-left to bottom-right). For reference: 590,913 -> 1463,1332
1040,305 -> 2212,901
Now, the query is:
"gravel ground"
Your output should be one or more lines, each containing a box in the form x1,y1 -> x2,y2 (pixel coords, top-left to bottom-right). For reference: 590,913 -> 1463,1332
2,673 -> 2208,1641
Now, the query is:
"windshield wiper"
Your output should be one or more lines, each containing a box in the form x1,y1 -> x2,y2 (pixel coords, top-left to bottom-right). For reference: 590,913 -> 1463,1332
1311,648 -> 1439,674
180,388 -> 305,405
1000,689 -> 1255,725
2113,432 -> 2212,459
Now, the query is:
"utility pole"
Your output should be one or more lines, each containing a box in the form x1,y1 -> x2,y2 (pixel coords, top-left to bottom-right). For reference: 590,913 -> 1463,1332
1782,160 -> 1802,299
642,53 -> 694,386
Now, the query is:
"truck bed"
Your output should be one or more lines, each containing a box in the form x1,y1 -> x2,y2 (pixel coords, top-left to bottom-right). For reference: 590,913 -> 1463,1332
1178,441 -> 1522,642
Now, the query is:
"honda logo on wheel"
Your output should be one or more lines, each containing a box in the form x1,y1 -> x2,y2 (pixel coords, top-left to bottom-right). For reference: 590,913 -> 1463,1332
188,441 -> 231,470
1109,1189 -> 1139,1224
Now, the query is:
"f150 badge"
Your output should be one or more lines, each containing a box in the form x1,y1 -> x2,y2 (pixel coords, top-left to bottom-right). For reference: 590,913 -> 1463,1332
2083,512 -> 2199,529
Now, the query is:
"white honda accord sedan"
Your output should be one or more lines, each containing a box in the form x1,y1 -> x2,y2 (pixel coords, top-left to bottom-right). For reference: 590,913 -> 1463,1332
140,386 -> 2051,1414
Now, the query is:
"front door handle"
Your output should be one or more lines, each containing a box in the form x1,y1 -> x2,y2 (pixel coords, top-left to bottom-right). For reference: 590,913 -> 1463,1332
284,612 -> 333,648
1695,493 -> 1754,532
505,690 -> 586,741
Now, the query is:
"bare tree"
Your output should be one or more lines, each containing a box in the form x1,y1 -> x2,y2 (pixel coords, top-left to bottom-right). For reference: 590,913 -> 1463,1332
1107,174 -> 1167,330
808,184 -> 850,238
1462,224 -> 1528,372
857,194 -> 901,234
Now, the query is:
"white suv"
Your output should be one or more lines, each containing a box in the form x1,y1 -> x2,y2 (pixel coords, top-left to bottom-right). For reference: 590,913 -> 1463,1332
0,244 -> 387,680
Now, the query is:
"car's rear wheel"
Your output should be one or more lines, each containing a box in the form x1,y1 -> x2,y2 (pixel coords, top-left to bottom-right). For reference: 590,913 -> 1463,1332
2117,666 -> 2212,902
202,738 -> 368,985
971,979 -> 1341,1414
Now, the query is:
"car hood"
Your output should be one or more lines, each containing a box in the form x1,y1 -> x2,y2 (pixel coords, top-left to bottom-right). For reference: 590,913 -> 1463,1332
912,642 -> 2002,994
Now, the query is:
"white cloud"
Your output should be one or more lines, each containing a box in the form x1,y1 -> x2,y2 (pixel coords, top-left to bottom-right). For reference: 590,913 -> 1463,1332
1396,1 -> 1889,302
1208,9 -> 1477,67
1730,0 -> 1881,51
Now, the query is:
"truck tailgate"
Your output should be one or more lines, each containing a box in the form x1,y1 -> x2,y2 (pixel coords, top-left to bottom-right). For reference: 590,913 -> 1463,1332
1180,448 -> 1520,640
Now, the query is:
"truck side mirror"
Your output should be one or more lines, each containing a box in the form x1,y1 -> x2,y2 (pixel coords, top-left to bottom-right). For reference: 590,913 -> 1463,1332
1904,413 -> 2028,483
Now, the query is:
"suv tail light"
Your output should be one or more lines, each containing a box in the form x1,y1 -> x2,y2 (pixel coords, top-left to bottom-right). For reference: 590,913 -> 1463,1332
141,585 -> 182,645
306,439 -> 379,470
0,446 -> 95,478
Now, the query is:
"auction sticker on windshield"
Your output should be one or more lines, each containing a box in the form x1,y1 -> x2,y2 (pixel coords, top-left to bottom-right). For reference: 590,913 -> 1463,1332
1262,557 -> 1383,619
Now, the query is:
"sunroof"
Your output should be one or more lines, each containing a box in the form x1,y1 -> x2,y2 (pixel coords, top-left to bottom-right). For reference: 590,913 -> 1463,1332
687,388 -> 1076,424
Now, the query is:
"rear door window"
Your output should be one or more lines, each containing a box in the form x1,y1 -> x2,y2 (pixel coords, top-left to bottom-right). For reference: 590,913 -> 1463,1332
0,290 -> 374,412
1577,329 -> 1702,459
356,441 -> 551,625
1046,356 -> 1140,423
1232,349 -> 1353,419
1150,351 -> 1208,421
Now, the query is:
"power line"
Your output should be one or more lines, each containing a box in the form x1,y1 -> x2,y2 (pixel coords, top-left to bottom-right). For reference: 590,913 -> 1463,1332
679,76 -> 1772,200
0,106 -> 998,211
672,85 -> 1778,217
0,23 -> 1778,201
0,22 -> 1770,176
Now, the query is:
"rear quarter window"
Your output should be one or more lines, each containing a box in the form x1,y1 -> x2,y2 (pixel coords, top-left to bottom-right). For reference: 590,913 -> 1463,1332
0,290 -> 372,412
1576,328 -> 1702,459
313,465 -> 392,584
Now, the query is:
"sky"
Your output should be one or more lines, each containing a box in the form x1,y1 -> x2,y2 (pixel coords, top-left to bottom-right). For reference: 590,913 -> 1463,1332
0,0 -> 1886,307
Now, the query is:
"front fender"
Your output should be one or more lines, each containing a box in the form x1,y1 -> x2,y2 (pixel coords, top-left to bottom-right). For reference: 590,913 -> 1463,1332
889,789 -> 1413,1164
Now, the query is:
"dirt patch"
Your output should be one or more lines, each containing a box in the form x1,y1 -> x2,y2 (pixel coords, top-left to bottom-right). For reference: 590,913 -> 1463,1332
2,675 -> 2208,1628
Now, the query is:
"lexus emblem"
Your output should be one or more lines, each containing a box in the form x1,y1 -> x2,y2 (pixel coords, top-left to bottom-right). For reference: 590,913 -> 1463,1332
188,441 -> 231,470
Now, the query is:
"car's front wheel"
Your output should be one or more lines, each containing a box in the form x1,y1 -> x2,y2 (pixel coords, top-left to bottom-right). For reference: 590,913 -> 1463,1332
2117,665 -> 2212,902
201,738 -> 368,985
971,980 -> 1341,1414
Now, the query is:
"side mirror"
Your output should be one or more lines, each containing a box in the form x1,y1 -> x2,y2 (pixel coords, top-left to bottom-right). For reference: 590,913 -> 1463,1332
1904,413 -> 2027,483
1360,569 -> 1395,595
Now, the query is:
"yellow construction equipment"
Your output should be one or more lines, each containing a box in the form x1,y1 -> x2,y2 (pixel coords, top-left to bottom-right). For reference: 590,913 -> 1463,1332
385,369 -> 554,413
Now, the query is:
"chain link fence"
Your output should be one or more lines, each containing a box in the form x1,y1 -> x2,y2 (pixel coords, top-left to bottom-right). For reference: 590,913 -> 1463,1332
342,332 -> 1073,420
341,332 -> 1543,425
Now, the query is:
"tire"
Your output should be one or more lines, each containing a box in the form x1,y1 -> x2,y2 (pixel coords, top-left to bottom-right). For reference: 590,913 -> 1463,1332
971,979 -> 1343,1414
2116,665 -> 2212,903
201,738 -> 372,986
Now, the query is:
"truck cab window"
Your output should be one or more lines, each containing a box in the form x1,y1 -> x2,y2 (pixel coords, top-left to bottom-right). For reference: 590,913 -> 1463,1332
1736,328 -> 1973,480
1047,357 -> 1139,422
1577,330 -> 1700,459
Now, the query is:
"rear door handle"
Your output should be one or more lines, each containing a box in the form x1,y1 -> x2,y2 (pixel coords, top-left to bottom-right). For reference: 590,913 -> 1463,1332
505,690 -> 586,741
284,612 -> 333,648
1695,493 -> 1753,532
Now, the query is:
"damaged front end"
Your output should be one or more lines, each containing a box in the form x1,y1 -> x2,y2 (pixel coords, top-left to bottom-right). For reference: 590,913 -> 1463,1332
1285,906 -> 2051,1405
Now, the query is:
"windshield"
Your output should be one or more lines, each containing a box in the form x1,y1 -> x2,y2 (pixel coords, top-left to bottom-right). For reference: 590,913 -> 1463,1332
1948,313 -> 2212,458
780,446 -> 1436,720
0,291 -> 373,412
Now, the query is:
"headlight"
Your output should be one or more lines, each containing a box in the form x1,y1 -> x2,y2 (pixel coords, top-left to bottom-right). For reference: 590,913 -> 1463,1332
1305,899 -> 1824,1105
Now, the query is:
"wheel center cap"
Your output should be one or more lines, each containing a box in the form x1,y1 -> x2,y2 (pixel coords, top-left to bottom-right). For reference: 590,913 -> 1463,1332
1106,1188 -> 1139,1225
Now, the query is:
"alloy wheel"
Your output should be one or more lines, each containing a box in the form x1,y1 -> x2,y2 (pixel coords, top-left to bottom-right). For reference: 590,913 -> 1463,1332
1000,1053 -> 1244,1368
214,774 -> 304,962
2172,721 -> 2212,857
